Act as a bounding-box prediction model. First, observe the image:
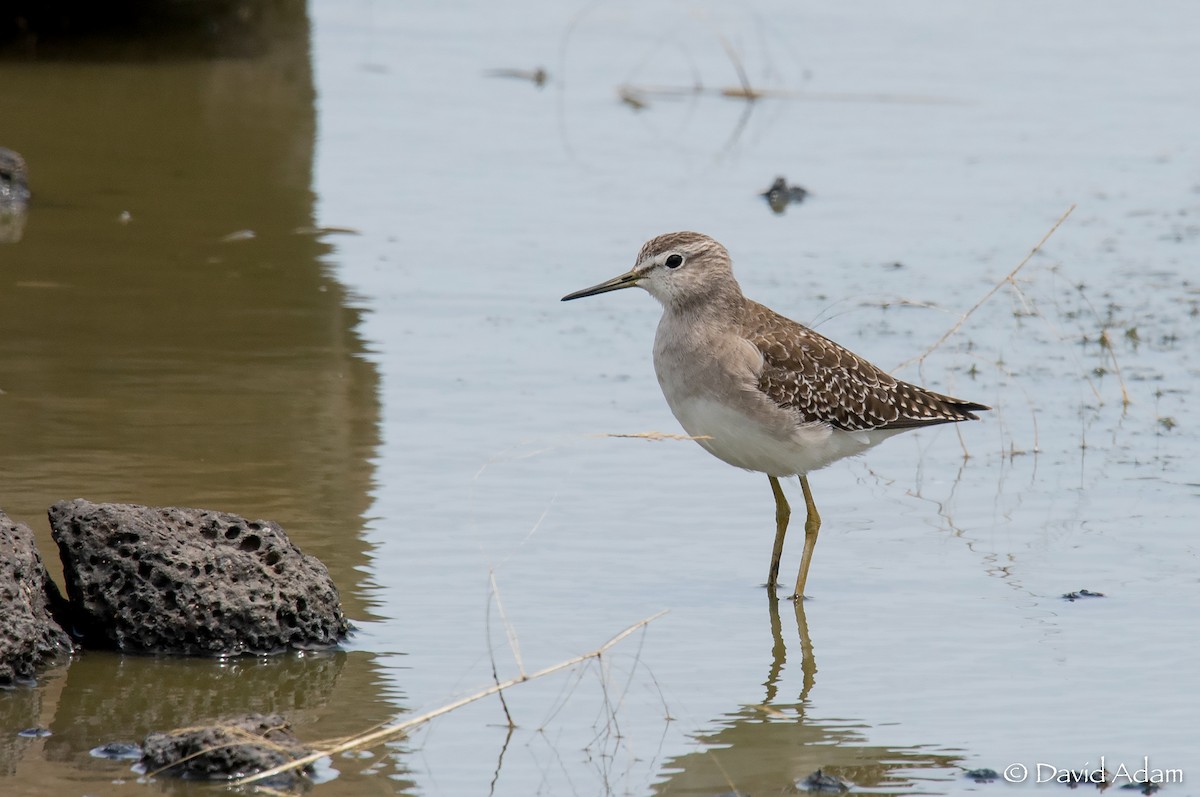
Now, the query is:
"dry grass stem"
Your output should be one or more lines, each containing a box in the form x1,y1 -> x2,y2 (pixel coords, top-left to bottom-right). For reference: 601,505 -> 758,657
228,611 -> 668,789
600,431 -> 712,442
713,30 -> 757,100
489,571 -> 526,677
1097,331 -> 1133,409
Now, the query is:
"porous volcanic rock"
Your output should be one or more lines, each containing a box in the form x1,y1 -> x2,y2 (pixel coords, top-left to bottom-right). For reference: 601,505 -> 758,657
0,510 -> 72,686
140,713 -> 313,786
49,499 -> 348,655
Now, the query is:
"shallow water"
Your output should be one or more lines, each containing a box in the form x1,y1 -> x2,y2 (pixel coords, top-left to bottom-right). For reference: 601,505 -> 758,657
2,1 -> 1199,795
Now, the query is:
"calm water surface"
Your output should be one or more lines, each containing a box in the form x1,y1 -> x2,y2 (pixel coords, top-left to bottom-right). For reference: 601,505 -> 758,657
2,1 -> 1198,795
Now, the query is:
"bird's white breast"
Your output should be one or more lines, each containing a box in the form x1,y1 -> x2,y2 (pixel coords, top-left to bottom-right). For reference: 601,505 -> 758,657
667,394 -> 901,476
652,311 -> 902,477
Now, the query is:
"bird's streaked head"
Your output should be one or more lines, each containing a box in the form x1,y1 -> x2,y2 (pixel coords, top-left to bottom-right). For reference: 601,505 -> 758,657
561,231 -> 741,308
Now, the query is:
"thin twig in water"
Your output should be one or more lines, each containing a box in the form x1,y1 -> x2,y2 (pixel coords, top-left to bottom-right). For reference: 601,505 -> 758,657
487,723 -> 515,797
228,611 -> 668,788
486,572 -> 517,729
894,204 -> 1076,373
614,83 -> 961,105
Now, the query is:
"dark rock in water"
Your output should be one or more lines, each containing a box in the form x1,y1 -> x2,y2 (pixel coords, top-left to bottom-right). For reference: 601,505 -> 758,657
799,768 -> 852,792
49,499 -> 348,655
0,510 -> 73,687
964,767 -> 1000,782
140,713 -> 312,786
1062,589 -> 1105,601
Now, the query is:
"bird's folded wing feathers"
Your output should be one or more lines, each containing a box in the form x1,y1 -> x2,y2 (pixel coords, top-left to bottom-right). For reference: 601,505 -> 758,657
739,301 -> 987,432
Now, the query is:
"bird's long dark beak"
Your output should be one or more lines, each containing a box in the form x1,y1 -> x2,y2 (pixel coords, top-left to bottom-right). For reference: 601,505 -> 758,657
561,270 -> 641,301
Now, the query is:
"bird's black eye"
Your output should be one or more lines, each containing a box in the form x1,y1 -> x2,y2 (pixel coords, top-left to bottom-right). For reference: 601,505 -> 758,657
665,254 -> 684,269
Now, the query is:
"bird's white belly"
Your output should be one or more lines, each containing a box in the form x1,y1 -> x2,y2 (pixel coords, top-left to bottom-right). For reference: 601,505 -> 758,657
668,394 -> 901,477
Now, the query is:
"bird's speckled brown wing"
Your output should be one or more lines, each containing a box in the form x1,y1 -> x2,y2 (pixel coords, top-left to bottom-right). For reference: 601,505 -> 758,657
739,300 -> 988,431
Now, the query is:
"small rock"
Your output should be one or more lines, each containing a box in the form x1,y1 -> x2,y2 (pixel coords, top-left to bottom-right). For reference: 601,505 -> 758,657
140,713 -> 312,786
16,727 -> 52,738
49,499 -> 348,655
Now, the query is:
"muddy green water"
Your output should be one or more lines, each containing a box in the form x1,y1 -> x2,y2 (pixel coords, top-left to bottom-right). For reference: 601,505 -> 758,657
2,1 -> 1199,795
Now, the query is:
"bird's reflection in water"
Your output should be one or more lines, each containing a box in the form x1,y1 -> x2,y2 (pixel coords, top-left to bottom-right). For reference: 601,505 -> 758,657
763,593 -> 816,707
652,597 -> 961,796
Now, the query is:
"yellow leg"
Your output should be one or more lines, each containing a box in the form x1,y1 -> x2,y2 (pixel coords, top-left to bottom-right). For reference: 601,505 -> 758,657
766,476 -> 790,590
791,475 -> 821,600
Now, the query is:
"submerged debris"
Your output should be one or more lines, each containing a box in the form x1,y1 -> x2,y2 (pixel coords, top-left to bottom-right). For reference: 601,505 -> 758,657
1062,589 -> 1106,602
618,85 -> 648,110
293,225 -> 361,236
484,67 -> 548,87
91,741 -> 143,760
